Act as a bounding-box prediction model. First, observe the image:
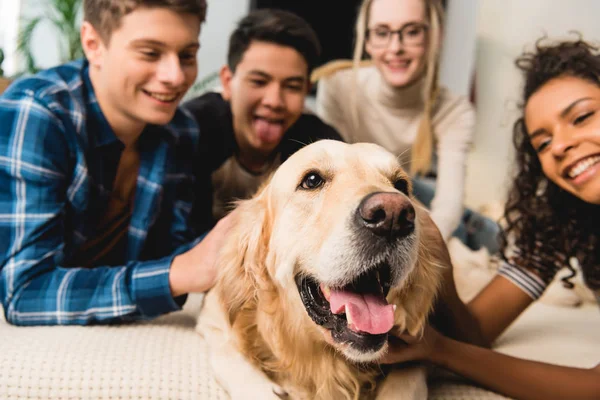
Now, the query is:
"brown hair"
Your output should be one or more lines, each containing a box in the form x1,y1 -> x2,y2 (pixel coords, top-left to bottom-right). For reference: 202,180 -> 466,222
83,0 -> 207,42
354,0 -> 444,175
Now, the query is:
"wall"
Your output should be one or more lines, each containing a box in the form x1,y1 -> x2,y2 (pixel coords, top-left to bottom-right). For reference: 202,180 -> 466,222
0,0 -> 249,79
438,0 -> 478,98
193,0 -> 250,93
0,0 -> 22,76
20,0 -> 65,71
466,0 -> 600,209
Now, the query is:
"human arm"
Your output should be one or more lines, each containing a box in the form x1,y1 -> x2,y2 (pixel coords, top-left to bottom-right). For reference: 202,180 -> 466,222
418,205 -> 540,345
429,249 -> 491,346
467,267 -> 539,344
417,209 -> 488,346
382,324 -> 600,400
433,253 -> 538,346
0,94 -> 227,326
429,94 -> 476,240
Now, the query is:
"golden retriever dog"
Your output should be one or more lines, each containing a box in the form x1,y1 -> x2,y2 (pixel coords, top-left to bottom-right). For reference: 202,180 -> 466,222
197,140 -> 446,400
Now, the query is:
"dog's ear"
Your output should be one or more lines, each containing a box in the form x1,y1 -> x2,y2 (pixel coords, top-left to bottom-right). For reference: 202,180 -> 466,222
215,186 -> 273,327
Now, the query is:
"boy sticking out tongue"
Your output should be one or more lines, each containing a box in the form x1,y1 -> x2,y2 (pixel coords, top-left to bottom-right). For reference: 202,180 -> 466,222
183,9 -> 343,227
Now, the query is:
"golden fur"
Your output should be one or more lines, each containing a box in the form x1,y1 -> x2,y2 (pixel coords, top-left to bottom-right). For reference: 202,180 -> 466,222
198,140 -> 446,400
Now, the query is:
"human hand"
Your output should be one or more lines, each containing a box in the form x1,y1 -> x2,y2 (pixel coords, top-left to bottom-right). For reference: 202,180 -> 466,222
317,322 -> 444,366
379,324 -> 444,365
170,211 -> 237,296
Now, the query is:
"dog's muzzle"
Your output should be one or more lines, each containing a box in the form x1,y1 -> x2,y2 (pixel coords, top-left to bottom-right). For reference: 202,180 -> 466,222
295,261 -> 393,354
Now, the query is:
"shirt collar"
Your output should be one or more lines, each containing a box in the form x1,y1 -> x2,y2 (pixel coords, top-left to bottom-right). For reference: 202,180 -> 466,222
82,62 -> 121,149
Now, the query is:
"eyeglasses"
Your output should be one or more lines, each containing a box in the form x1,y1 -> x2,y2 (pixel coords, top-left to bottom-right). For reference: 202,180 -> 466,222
366,23 -> 429,48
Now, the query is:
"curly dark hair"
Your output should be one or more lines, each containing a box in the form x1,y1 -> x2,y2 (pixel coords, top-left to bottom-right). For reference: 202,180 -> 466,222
500,36 -> 600,290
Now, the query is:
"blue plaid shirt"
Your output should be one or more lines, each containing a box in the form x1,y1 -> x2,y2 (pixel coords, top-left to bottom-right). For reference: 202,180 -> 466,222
0,60 -> 200,325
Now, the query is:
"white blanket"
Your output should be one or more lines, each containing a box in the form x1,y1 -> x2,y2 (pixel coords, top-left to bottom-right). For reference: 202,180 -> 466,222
1,293 -> 598,399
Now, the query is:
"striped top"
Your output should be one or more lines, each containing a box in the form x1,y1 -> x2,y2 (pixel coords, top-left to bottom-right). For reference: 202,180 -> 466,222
497,262 -> 548,299
498,259 -> 599,305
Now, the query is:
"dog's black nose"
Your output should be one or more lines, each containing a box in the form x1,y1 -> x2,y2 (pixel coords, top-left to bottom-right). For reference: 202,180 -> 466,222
357,192 -> 415,238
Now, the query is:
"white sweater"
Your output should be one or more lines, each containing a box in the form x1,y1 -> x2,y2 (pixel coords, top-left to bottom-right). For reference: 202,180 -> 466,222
316,65 -> 475,239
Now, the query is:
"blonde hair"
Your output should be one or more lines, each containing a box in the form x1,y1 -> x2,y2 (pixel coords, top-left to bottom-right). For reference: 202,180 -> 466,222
353,0 -> 444,175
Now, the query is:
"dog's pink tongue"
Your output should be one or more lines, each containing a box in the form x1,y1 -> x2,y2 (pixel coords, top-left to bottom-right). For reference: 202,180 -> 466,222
253,119 -> 283,144
329,290 -> 394,335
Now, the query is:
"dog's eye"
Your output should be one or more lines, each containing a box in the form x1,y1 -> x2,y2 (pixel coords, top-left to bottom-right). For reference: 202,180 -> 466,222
394,179 -> 410,195
300,172 -> 325,190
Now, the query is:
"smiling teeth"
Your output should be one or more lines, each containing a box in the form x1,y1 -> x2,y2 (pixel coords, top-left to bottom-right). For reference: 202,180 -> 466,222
569,155 -> 600,178
149,92 -> 177,102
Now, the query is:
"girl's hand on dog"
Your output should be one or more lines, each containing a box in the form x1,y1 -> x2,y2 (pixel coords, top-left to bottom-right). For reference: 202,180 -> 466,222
319,322 -> 446,366
379,324 -> 444,365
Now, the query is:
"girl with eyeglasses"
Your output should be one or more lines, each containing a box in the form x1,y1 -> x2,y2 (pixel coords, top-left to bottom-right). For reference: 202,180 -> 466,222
381,37 -> 600,400
314,0 -> 498,252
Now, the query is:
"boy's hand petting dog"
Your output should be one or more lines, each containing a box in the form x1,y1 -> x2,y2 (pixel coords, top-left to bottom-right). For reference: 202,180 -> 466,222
170,211 -> 237,296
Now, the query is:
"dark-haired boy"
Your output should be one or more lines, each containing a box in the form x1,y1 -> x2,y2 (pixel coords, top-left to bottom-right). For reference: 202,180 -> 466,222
0,0 -> 231,326
184,9 -> 342,229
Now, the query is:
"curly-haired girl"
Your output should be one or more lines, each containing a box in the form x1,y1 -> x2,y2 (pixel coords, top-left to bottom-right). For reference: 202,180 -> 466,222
382,37 -> 600,400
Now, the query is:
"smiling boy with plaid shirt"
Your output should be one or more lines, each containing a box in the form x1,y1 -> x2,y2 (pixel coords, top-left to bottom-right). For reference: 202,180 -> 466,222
0,0 -> 233,326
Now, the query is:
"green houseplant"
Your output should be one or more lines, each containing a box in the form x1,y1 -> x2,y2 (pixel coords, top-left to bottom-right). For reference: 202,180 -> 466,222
0,48 -> 5,77
17,0 -> 84,74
